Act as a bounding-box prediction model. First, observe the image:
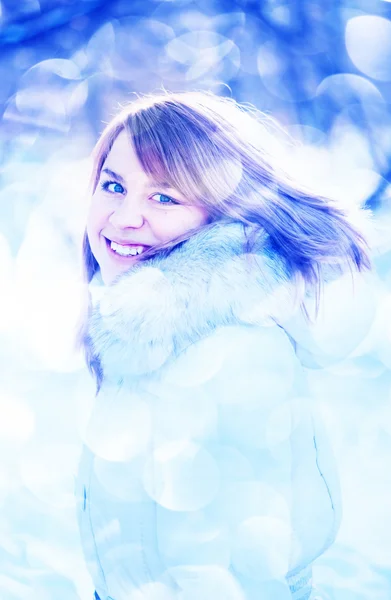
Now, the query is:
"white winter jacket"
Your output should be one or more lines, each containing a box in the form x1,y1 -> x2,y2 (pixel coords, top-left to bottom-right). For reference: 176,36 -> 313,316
75,221 -> 343,600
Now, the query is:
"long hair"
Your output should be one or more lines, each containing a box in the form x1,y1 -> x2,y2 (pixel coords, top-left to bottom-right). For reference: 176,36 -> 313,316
79,90 -> 372,390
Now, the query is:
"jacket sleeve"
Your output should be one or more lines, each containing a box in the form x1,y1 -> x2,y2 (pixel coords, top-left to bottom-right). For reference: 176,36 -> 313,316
142,323 -> 340,600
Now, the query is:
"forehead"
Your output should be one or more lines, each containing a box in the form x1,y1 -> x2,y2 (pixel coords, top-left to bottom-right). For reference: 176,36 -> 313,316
103,130 -> 144,174
100,130 -> 182,195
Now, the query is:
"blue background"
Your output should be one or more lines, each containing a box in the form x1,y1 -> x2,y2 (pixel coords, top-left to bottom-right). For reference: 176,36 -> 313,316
1,1 -> 391,598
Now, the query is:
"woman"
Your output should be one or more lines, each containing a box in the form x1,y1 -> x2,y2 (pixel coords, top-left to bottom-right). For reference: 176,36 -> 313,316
76,91 -> 371,600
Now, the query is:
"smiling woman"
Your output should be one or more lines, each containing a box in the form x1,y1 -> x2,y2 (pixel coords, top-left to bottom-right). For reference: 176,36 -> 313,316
76,90 -> 371,600
86,129 -> 209,284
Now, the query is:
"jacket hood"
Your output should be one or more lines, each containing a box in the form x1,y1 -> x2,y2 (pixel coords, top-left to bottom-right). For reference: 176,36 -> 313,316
86,221 -> 302,378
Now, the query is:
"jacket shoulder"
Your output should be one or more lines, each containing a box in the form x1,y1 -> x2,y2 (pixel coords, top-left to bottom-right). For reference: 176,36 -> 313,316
87,223 -> 301,378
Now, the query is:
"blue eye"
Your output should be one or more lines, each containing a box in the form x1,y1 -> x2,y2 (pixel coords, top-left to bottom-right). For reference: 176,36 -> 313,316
151,193 -> 179,205
101,181 -> 125,194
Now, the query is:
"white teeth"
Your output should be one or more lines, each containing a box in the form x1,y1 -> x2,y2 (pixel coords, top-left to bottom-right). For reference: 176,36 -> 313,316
110,241 -> 144,256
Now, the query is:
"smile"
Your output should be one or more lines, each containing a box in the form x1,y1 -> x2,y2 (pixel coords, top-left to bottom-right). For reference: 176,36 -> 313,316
105,237 -> 150,258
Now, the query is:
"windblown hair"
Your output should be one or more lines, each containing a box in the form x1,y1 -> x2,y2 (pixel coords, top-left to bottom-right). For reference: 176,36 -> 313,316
79,90 -> 372,387
83,90 -> 370,283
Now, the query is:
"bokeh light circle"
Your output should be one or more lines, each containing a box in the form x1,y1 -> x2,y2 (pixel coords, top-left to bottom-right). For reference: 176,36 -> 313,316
143,440 -> 220,511
346,16 -> 391,81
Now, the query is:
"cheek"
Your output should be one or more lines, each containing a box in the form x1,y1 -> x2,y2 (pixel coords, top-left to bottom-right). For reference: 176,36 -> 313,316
85,211 -> 96,245
178,208 -> 209,231
86,197 -> 105,237
195,208 -> 210,226
155,211 -> 206,240
184,208 -> 209,231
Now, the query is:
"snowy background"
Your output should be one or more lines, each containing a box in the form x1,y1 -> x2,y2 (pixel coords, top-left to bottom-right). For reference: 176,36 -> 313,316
1,0 -> 391,598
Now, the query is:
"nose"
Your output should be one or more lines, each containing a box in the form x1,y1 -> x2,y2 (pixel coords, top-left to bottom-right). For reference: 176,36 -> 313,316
108,196 -> 144,229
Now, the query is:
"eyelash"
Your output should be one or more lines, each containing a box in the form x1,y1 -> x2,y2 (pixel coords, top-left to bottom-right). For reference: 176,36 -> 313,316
100,180 -> 179,205
100,180 -> 125,195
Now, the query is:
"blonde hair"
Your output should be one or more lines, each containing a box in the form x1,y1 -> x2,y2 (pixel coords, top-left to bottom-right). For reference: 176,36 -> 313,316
83,90 -> 370,283
79,90 -> 372,388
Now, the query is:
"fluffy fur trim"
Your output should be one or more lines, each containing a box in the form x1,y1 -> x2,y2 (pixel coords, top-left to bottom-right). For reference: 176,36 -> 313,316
87,222 -> 303,376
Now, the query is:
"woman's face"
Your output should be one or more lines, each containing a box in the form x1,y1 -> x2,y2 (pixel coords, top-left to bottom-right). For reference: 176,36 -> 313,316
86,130 -> 209,284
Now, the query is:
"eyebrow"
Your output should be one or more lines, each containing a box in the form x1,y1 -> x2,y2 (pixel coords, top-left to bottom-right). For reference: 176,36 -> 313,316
101,168 -> 126,184
101,167 -> 175,191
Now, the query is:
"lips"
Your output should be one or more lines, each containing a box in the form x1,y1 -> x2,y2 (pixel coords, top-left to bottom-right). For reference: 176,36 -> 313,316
109,239 -> 145,247
105,236 -> 148,247
104,236 -> 150,259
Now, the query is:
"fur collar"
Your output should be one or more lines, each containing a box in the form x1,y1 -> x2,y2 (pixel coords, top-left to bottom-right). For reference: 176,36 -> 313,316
87,221 -> 302,378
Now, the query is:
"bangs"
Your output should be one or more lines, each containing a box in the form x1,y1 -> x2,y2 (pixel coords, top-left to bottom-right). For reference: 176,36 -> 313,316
125,102 -> 227,210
